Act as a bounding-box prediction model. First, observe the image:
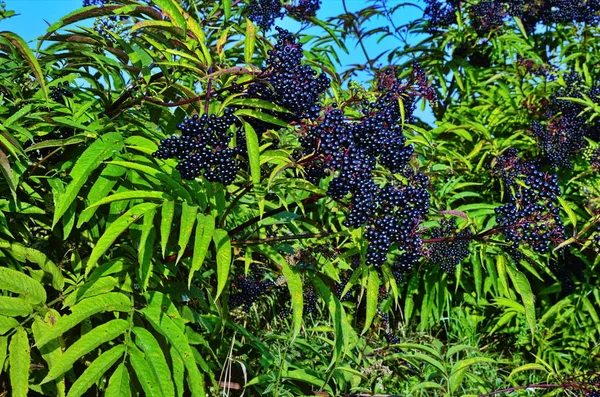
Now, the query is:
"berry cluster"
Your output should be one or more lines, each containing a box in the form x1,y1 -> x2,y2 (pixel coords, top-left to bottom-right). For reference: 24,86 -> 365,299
49,82 -> 74,104
247,0 -> 284,30
531,73 -> 600,169
423,0 -> 460,29
492,150 -> 565,253
152,108 -> 243,184
229,272 -> 275,312
286,0 -> 321,21
246,27 -> 330,134
83,0 -> 108,6
589,147 -> 600,170
470,1 -> 507,34
426,218 -> 471,273
297,69 -> 432,267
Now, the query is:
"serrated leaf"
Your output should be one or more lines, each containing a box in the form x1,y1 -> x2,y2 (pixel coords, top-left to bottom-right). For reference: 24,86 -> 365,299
141,307 -> 205,397
0,32 -> 47,100
0,335 -> 7,372
189,213 -> 215,287
85,203 -> 160,276
506,264 -> 536,334
9,327 -> 29,397
63,276 -> 118,307
160,200 -> 176,257
138,208 -> 157,291
362,268 -> 380,335
78,163 -> 127,227
176,202 -> 198,264
53,132 -> 123,228
257,245 -> 303,338
0,297 -> 33,317
67,345 -> 126,397
42,319 -> 129,384
0,267 -> 46,303
0,316 -> 19,335
508,363 -> 548,379
152,0 -> 186,35
83,190 -> 170,212
0,241 -> 64,290
213,228 -> 231,300
170,346 -> 185,397
244,19 -> 256,64
107,161 -> 192,203
244,122 -> 261,187
34,292 -> 132,348
104,362 -> 131,397
128,343 -> 162,397
132,327 -> 175,397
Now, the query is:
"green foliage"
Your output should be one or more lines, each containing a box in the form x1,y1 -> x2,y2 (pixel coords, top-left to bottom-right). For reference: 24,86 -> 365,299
0,0 -> 600,395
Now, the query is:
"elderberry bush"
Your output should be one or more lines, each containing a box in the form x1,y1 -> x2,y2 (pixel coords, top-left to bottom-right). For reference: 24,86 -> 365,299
492,149 -> 565,253
152,108 -> 244,184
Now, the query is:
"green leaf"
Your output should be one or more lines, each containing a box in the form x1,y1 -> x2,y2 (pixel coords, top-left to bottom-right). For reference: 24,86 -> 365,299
160,200 -> 176,257
362,267 -> 380,335
9,327 -> 29,397
42,319 -> 129,384
189,213 -> 215,287
244,122 -> 261,187
176,202 -> 198,264
85,203 -> 160,276
257,245 -> 303,338
141,307 -> 205,397
508,363 -> 548,379
0,267 -> 46,303
53,132 -> 123,228
78,163 -> 127,227
0,297 -> 33,317
244,19 -> 256,64
34,292 -> 132,348
138,208 -> 157,292
0,335 -> 7,372
0,316 -> 19,335
128,343 -> 163,397
108,161 -> 193,202
152,0 -> 186,35
104,362 -> 131,397
557,196 -> 577,229
0,32 -> 47,100
67,345 -> 126,397
0,241 -> 64,290
83,191 -> 170,212
213,228 -> 231,300
506,264 -> 536,334
132,327 -> 175,397
0,149 -> 16,203
170,346 -> 185,397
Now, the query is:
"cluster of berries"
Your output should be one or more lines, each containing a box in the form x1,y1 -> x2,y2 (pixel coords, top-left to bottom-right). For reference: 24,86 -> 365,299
492,149 -> 565,253
286,0 -> 321,20
470,1 -> 507,34
423,0 -> 460,29
531,73 -> 600,169
426,218 -> 471,273
247,0 -> 321,30
424,0 -> 600,33
152,108 -> 244,184
229,272 -> 275,312
297,69 -> 432,267
247,0 -> 284,30
49,82 -> 74,105
246,27 -> 330,135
